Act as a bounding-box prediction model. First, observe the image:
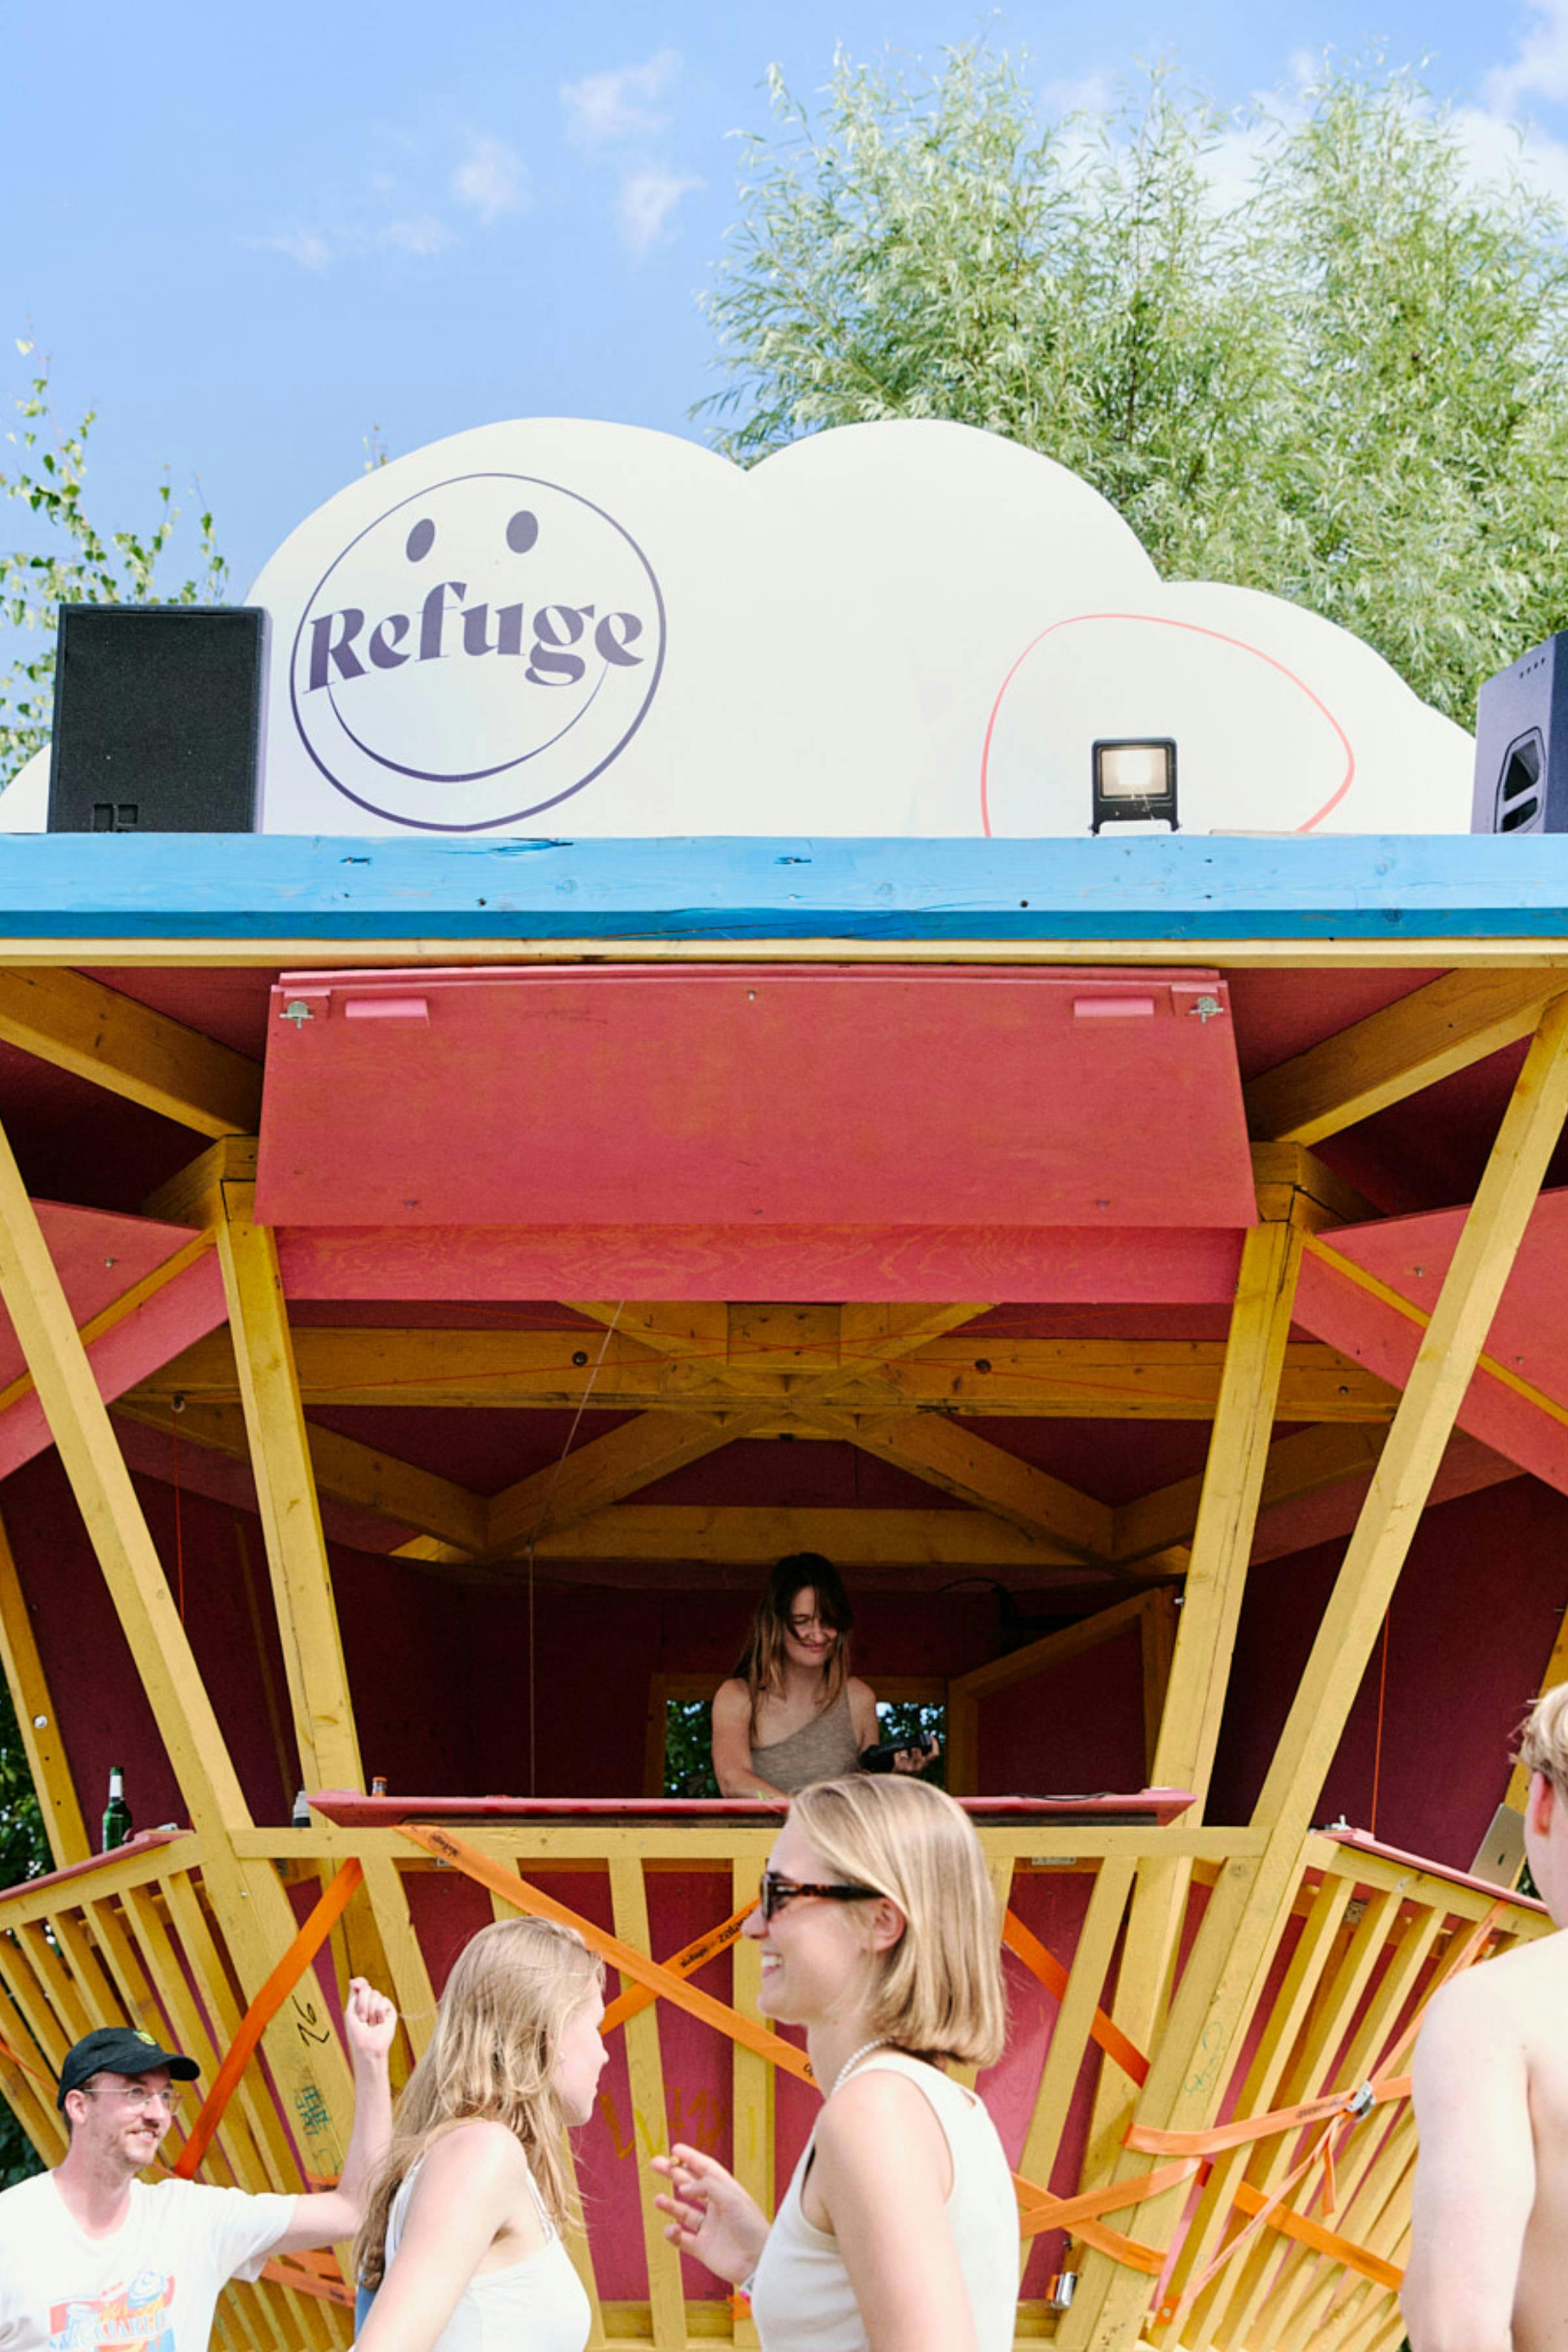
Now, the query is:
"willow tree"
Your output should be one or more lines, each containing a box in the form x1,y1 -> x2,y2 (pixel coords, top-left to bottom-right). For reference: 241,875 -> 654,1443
0,341 -> 227,791
699,49 -> 1568,722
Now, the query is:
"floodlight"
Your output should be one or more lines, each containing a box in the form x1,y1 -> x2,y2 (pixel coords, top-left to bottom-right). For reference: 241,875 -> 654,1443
1091,738 -> 1178,833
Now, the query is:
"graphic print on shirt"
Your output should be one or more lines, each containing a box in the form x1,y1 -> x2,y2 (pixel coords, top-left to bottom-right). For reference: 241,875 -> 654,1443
48,2271 -> 175,2352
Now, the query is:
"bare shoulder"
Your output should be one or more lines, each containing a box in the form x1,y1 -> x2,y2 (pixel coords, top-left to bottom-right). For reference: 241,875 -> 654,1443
1416,1933 -> 1568,2078
712,1678 -> 750,1721
417,2119 -> 527,2191
847,1675 -> 877,1703
819,2065 -> 946,2159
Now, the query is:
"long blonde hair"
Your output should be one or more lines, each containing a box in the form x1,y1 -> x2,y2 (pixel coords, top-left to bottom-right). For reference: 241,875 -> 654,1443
735,1554 -> 855,1740
355,1916 -> 603,2287
790,1776 -> 1007,2069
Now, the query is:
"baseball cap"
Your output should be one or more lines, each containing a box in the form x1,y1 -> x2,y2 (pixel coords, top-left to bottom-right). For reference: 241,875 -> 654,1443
57,2026 -> 200,2110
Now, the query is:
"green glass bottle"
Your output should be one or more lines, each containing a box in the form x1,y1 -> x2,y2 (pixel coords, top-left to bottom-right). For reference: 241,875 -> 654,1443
101,1765 -> 133,1852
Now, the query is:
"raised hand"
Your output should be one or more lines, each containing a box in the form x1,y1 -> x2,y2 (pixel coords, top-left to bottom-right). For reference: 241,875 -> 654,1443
651,2142 -> 770,2285
343,1976 -> 398,2065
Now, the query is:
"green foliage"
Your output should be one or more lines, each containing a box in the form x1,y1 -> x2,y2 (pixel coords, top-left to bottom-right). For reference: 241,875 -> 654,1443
1,339 -> 228,791
700,47 -> 1568,723
0,1669 -> 46,2185
662,1696 -> 947,1793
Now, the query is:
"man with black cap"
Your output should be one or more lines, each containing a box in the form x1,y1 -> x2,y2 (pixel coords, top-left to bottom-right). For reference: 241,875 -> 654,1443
0,1976 -> 396,2352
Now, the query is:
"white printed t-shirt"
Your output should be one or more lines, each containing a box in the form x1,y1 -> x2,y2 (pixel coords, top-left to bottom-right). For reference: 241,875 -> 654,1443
0,2172 -> 294,2352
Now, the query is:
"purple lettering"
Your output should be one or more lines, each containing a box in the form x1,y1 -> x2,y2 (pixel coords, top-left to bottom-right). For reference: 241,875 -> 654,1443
368,613 -> 411,670
461,603 -> 495,657
526,604 -> 589,689
495,602 -> 525,656
307,609 -> 366,691
418,580 -> 468,662
595,611 -> 644,667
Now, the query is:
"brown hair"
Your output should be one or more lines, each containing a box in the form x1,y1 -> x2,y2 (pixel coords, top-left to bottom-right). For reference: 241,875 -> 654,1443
790,1775 -> 1007,2070
734,1554 -> 855,1740
1518,1680 -> 1568,1795
354,1916 -> 602,2288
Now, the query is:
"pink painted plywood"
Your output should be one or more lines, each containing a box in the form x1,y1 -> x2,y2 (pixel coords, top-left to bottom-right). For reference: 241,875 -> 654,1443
257,966 -> 1256,1234
1292,1189 -> 1568,1494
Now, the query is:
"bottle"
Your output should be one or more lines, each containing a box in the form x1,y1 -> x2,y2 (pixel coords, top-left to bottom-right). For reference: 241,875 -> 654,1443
102,1767 -> 133,1852
291,1789 -> 311,1829
370,1776 -> 388,1799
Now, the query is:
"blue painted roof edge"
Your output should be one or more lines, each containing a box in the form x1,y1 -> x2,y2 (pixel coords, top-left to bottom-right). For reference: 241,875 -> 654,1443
1,833 -> 1567,941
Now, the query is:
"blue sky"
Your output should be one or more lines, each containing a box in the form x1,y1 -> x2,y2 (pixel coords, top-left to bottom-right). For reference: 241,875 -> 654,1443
3,1 -> 1567,593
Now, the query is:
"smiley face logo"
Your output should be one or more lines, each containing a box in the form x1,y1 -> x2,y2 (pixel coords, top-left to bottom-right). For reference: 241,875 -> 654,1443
289,471 -> 666,830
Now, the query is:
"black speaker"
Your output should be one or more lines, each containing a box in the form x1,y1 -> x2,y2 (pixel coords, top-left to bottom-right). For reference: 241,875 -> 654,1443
48,605 -> 267,834
1472,630 -> 1568,835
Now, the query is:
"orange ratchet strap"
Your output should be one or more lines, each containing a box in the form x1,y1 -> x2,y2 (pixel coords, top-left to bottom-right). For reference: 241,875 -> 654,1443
1003,1910 -> 1151,2086
0,2030 -> 56,2090
174,1859 -> 363,2180
600,1901 -> 757,2035
261,2249 -> 353,2306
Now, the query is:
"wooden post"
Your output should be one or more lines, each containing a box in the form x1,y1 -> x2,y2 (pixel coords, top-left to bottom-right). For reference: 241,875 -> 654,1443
1078,1219 -> 1305,2192
0,1499 -> 89,1867
0,1115 -> 361,2181
216,1208 -> 364,1795
1066,992 -> 1568,2352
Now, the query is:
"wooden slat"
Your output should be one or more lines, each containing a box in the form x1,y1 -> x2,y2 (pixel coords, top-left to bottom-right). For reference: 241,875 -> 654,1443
730,1855 -> 774,2352
1244,968 -> 1563,1146
606,1856 -> 688,2350
0,966 -> 261,1135
485,1411 -> 771,1555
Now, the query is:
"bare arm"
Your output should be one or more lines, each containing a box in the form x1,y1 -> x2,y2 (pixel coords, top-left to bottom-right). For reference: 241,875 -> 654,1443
711,1680 -> 789,1802
271,1978 -> 397,2255
355,2125 -> 536,2352
651,2141 -> 771,2284
810,2070 -> 975,2352
1403,1975 -> 1534,2352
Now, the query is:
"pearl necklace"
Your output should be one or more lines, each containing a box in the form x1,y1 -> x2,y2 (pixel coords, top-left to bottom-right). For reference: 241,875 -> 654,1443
828,2037 -> 889,2099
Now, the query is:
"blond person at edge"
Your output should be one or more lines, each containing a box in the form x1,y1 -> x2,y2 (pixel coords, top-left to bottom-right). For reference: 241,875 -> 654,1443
0,1978 -> 397,2352
1404,1680 -> 1568,2352
652,1776 -> 1017,2352
711,1554 -> 937,1801
352,1918 -> 608,2352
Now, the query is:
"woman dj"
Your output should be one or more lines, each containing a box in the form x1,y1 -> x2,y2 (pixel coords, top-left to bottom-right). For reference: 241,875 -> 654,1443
711,1555 -> 938,1801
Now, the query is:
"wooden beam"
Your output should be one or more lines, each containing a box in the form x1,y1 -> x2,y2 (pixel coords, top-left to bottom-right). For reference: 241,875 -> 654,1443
952,1590 -> 1162,1705
0,1230 -> 215,1425
1068,991 -> 1568,2352
141,1135 -> 257,1229
1112,1423 -> 1386,1565
215,1208 -> 363,1793
0,1110 -> 251,1840
113,1396 -> 489,1556
822,1409 -> 1119,1562
523,1502 -> 1079,1570
0,968 -> 262,1137
1244,967 -> 1562,1146
0,1498 -> 90,1866
483,1410 -> 771,1557
125,1330 -> 1397,1421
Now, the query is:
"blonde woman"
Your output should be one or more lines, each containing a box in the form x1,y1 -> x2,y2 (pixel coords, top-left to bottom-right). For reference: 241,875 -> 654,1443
353,1917 -> 606,2352
712,1555 -> 936,1799
652,1776 -> 1017,2352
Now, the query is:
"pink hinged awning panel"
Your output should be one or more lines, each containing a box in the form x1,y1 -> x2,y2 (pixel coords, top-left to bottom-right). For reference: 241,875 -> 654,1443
273,1222 -> 1248,1305
0,1203 -> 225,1480
1293,1188 -> 1568,1495
256,965 -> 1256,1234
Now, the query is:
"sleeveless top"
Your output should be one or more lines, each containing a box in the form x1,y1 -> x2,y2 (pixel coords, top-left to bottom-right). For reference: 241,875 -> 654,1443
750,1686 -> 862,1794
382,2148 -> 590,2352
748,2052 -> 1019,2351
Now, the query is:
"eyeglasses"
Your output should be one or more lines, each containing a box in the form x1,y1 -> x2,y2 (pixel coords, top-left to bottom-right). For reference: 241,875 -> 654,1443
759,1870 -> 879,1923
80,2084 -> 180,2113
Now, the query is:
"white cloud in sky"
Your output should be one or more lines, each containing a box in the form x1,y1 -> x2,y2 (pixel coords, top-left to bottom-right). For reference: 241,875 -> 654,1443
617,165 -> 704,254
378,215 -> 455,257
1484,0 -> 1568,110
563,50 -> 681,148
452,132 -> 529,223
253,226 -> 332,271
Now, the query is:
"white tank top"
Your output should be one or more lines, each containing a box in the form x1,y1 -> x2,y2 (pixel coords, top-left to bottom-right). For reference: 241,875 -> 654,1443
747,2051 -> 1019,2351
383,2148 -> 590,2352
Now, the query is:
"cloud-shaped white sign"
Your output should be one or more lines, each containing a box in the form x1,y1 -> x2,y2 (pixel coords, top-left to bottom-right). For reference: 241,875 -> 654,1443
0,414 -> 1475,836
